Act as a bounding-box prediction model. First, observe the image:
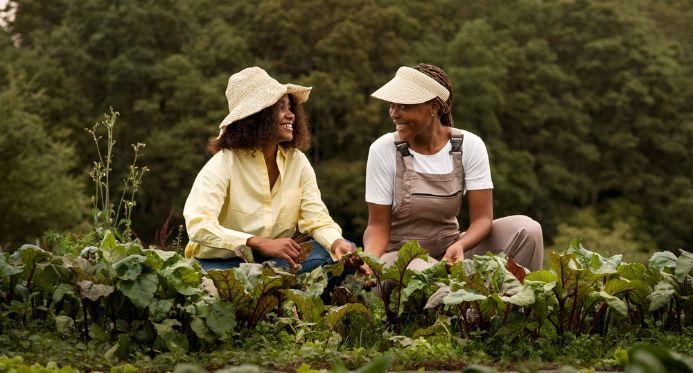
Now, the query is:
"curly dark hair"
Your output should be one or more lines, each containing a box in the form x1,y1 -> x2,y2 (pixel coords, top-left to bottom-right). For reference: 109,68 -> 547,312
207,94 -> 310,154
412,63 -> 454,127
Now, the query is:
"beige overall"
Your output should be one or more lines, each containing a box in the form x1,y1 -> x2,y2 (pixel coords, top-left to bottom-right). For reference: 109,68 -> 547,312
381,128 -> 544,271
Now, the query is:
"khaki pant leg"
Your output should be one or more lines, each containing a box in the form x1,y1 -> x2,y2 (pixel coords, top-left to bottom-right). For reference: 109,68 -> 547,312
464,215 -> 544,271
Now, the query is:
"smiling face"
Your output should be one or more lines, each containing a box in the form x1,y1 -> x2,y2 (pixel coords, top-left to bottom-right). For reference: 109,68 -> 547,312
388,101 -> 438,142
274,94 -> 296,143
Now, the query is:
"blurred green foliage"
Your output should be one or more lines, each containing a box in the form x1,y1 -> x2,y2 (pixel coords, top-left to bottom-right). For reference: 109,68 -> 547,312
0,0 -> 691,251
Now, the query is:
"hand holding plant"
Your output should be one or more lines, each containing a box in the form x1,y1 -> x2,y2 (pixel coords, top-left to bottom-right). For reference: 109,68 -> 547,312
331,238 -> 356,259
442,241 -> 465,264
246,236 -> 301,268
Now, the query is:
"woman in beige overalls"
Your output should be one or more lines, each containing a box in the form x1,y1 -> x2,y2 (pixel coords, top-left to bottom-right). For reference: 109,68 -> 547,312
363,63 -> 544,272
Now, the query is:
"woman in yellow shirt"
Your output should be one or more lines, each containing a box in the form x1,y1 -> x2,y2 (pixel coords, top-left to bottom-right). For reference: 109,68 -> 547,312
183,67 -> 355,273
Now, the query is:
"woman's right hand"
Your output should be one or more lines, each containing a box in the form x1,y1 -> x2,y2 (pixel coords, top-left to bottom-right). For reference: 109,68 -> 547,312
246,236 -> 301,268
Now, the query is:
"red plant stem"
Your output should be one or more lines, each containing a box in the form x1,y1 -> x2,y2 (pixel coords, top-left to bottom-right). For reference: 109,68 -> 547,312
82,299 -> 89,341
474,301 -> 485,327
624,294 -> 634,323
568,273 -> 580,330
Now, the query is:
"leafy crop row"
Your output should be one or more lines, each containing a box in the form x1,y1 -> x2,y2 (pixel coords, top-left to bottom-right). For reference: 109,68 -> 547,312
0,233 -> 690,362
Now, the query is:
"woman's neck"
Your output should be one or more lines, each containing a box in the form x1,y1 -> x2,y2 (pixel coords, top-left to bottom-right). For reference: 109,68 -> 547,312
261,143 -> 280,190
261,144 -> 278,161
408,122 -> 450,155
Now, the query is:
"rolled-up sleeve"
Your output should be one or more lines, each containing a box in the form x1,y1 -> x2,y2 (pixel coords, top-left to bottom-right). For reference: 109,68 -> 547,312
183,151 -> 252,258
295,155 -> 343,256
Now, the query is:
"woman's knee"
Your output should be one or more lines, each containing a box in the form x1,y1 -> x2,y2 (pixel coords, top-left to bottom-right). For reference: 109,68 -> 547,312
502,215 -> 544,271
510,215 -> 543,244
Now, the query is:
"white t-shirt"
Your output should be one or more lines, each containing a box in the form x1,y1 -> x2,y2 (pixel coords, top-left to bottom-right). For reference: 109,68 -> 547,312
365,130 -> 494,205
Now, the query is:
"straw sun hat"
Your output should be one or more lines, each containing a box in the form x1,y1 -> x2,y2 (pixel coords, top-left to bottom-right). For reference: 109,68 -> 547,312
371,66 -> 449,104
218,66 -> 311,138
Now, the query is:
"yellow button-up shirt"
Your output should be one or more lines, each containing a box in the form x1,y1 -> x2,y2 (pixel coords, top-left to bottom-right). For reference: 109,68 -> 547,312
183,146 -> 343,260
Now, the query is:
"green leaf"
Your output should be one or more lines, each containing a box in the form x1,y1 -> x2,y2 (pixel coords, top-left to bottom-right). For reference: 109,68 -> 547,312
77,280 -> 115,302
649,251 -> 677,271
99,230 -> 129,262
356,251 -> 385,278
353,353 -> 392,373
249,295 -> 278,326
112,255 -> 147,281
675,251 -> 693,282
160,258 -> 201,296
549,251 -> 575,296
201,300 -> 236,338
141,248 -> 177,271
591,290 -> 628,318
296,363 -> 322,373
412,315 -> 450,338
384,240 -> 428,281
481,293 -> 507,314
323,261 -> 345,277
111,364 -> 138,373
190,318 -> 216,344
494,258 -> 523,294
524,269 -> 558,283
234,263 -> 264,295
590,253 -> 622,275
119,273 -> 158,308
0,255 -> 22,277
618,262 -> 648,281
297,265 -> 328,298
444,288 -> 487,305
9,244 -> 51,268
604,278 -> 650,304
282,289 -> 324,323
208,269 -> 251,309
261,264 -> 296,291
448,261 -> 469,280
53,283 -> 77,303
647,282 -> 676,312
153,319 -> 188,354
424,285 -> 451,309
419,260 -> 449,280
628,344 -> 693,373
325,303 -> 370,329
401,279 -> 426,299
461,364 -> 498,373
105,334 -> 132,361
501,285 -> 535,306
89,324 -> 110,342
55,315 -> 75,335
148,299 -> 174,322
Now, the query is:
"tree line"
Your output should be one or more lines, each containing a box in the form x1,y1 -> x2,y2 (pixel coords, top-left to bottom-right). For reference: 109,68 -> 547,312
1,0 -> 691,255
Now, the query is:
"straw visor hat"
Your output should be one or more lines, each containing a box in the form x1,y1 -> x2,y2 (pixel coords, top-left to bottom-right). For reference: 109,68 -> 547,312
218,66 -> 311,138
371,66 -> 449,104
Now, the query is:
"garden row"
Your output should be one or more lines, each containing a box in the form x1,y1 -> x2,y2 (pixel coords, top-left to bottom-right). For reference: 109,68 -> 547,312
0,232 -> 691,362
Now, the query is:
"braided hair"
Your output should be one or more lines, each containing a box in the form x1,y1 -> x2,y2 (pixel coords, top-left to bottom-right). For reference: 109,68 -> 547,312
412,63 -> 454,127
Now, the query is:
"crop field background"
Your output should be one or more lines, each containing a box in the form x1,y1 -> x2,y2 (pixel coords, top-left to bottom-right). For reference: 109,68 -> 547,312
0,0 -> 692,372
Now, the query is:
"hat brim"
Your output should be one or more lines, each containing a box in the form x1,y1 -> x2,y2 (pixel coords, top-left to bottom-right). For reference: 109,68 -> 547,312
218,84 -> 312,137
371,76 -> 437,104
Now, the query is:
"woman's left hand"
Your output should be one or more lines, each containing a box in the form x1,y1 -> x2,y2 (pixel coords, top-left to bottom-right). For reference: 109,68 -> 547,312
442,241 -> 465,264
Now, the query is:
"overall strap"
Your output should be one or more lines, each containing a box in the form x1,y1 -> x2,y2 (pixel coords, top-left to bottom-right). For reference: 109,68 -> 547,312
449,128 -> 466,193
393,132 -> 414,208
393,132 -> 414,170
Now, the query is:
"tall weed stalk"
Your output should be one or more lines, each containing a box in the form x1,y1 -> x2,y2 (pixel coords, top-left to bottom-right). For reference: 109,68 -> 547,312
86,108 -> 149,239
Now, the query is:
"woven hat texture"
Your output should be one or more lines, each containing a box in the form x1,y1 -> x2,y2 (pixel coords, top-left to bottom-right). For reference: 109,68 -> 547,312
218,67 -> 311,138
371,66 -> 449,104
